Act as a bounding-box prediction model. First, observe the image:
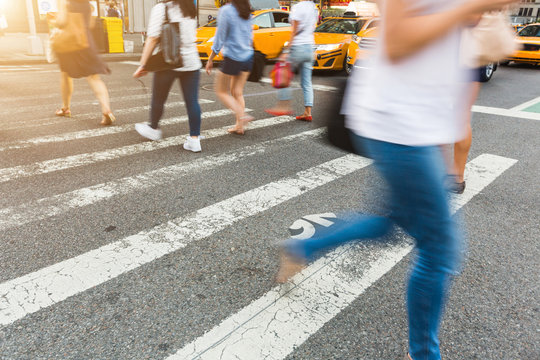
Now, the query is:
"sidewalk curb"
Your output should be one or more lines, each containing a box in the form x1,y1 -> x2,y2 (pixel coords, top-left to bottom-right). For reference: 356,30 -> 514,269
0,54 -> 142,66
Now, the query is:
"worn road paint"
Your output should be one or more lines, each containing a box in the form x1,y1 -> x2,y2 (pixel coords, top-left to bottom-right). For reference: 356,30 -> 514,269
0,128 -> 325,231
0,154 -> 372,326
169,154 -> 517,360
0,111 -> 308,185
0,100 -> 214,152
472,105 -> 540,121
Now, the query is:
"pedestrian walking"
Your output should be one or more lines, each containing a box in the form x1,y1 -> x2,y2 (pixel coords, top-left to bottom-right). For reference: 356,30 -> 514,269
53,0 -> 115,126
276,1 -> 518,360
205,0 -> 254,135
265,0 -> 317,121
133,0 -> 203,152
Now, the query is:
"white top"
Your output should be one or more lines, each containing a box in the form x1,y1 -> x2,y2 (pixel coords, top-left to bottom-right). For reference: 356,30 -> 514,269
146,2 -> 202,72
289,1 -> 318,46
344,0 -> 469,146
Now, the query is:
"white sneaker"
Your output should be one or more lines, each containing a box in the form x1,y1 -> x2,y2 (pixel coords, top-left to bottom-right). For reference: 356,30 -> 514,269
135,123 -> 162,141
183,136 -> 201,152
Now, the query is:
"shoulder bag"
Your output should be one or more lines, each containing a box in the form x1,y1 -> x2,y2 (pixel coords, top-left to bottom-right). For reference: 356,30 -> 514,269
50,12 -> 89,54
461,11 -> 520,68
145,3 -> 183,72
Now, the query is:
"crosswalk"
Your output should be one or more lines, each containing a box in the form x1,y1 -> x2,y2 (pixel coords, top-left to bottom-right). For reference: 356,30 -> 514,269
0,75 -> 518,359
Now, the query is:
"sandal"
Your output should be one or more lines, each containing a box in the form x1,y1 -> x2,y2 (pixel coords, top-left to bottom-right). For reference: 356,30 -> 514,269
55,108 -> 71,117
295,115 -> 313,121
227,127 -> 245,135
100,112 -> 116,126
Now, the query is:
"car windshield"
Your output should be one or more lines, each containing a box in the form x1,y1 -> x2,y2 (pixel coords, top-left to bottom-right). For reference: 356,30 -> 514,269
519,25 -> 540,37
315,19 -> 365,34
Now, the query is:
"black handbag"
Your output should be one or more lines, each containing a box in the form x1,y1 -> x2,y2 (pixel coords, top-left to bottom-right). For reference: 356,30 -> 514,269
321,78 -> 369,157
145,3 -> 183,72
247,51 -> 266,82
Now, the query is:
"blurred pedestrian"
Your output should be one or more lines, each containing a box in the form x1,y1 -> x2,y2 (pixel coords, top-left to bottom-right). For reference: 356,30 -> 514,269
265,0 -> 317,121
107,1 -> 121,18
133,0 -> 203,152
53,0 -> 115,125
276,1 -> 518,360
205,0 -> 254,135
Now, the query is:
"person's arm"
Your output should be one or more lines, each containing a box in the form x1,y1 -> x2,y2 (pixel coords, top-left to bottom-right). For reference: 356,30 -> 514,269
384,0 -> 518,62
133,4 -> 163,78
133,36 -> 159,78
207,7 -> 228,74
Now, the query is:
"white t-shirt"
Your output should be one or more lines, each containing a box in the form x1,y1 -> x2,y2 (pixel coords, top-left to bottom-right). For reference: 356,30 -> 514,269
343,0 -> 468,146
289,1 -> 318,46
146,2 -> 202,72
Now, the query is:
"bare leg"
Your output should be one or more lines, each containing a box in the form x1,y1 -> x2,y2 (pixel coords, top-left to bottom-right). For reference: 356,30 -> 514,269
453,81 -> 480,182
86,74 -> 112,114
215,71 -> 248,133
60,72 -> 73,110
230,71 -> 253,126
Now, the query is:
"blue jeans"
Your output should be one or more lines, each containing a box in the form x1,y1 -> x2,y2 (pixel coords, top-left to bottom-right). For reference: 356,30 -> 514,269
151,70 -> 201,136
278,44 -> 314,107
285,134 -> 461,360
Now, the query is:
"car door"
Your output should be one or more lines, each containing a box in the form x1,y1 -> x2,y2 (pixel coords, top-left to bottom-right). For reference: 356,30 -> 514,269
252,12 -> 277,58
270,11 -> 293,58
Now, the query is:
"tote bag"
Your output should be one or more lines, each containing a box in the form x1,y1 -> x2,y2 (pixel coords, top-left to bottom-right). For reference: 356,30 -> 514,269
270,62 -> 293,89
461,12 -> 519,67
145,3 -> 183,72
50,12 -> 89,54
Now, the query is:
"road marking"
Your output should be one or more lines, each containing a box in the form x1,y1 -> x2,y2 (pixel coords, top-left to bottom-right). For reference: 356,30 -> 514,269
509,96 -> 540,111
5,92 -> 155,116
0,128 -> 325,231
169,154 -> 517,360
0,100 -> 215,151
0,99 -> 213,131
472,105 -> 540,121
260,78 -> 338,92
120,61 -> 142,66
0,112 -> 309,184
0,154 -> 371,326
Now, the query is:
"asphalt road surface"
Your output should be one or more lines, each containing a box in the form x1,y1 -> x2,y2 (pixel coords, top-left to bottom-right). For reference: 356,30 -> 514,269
0,62 -> 538,360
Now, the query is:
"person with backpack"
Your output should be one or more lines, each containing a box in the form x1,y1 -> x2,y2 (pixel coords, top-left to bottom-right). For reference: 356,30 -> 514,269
133,0 -> 203,152
205,0 -> 254,135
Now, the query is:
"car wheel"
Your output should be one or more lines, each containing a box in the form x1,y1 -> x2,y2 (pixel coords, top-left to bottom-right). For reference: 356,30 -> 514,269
344,60 -> 353,76
479,63 -> 495,82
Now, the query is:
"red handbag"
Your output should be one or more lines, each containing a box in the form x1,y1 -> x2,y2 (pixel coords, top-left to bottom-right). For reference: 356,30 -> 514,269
270,62 -> 293,89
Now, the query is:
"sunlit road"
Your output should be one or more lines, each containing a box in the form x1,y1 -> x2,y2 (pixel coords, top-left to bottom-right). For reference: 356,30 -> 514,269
0,62 -> 538,359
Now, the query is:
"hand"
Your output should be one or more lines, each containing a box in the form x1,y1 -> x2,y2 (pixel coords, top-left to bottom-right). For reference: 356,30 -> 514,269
279,51 -> 289,62
133,65 -> 147,78
205,59 -> 213,75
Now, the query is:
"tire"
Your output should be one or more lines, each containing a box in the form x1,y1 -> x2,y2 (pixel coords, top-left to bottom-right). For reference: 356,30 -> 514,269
479,63 -> 495,82
344,59 -> 353,76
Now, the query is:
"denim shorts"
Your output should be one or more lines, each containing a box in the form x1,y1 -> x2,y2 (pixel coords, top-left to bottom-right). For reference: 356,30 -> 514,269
221,56 -> 253,76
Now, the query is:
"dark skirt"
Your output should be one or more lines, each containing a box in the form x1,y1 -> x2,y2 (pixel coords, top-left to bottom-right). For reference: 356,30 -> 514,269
57,0 -> 110,78
57,48 -> 110,78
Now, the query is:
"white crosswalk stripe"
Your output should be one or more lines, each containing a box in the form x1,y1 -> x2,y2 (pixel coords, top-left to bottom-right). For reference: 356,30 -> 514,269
168,154 -> 517,360
0,79 -> 521,360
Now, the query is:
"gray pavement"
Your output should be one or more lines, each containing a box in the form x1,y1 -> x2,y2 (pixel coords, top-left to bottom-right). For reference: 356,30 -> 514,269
0,62 -> 538,359
0,32 -> 143,65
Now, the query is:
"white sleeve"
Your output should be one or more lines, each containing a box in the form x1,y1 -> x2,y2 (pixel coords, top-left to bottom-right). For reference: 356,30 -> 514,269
146,3 -> 165,38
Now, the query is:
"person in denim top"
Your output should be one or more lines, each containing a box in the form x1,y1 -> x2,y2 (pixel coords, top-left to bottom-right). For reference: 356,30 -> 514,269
206,0 -> 254,135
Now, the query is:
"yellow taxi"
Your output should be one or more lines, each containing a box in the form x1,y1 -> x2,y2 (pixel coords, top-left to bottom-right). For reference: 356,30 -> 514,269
344,27 -> 378,74
507,23 -> 540,65
196,9 -> 291,61
313,16 -> 379,73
